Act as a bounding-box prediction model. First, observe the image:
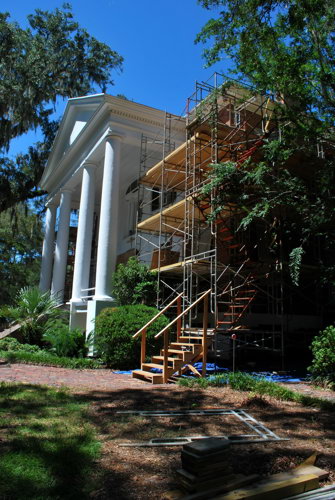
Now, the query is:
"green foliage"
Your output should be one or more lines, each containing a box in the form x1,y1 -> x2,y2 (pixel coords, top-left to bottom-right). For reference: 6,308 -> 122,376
94,304 -> 169,369
42,320 -> 87,358
197,1 -> 335,129
112,257 -> 158,306
289,247 -> 304,286
309,326 -> 335,383
0,286 -> 61,345
0,205 -> 43,305
0,5 -> 123,212
0,349 -> 102,369
0,383 -> 100,498
196,0 -> 335,285
178,372 -> 335,411
0,337 -> 42,353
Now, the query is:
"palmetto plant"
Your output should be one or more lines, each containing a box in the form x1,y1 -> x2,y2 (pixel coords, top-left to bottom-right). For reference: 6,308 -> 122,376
1,286 -> 61,345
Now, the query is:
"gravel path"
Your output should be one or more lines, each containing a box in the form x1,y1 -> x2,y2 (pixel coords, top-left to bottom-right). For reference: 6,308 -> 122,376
0,360 -> 149,391
0,360 -> 334,402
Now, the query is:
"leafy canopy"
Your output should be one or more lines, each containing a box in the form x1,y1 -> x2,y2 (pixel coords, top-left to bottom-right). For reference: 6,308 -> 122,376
0,4 -> 123,212
196,0 -> 335,284
112,257 -> 158,306
0,205 -> 43,304
197,0 -> 335,131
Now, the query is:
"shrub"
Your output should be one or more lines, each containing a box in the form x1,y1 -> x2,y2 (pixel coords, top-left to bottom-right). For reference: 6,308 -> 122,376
0,287 -> 61,345
94,304 -> 169,369
0,350 -> 102,369
112,257 -> 157,306
0,337 -> 42,353
43,319 -> 87,358
308,326 -> 335,383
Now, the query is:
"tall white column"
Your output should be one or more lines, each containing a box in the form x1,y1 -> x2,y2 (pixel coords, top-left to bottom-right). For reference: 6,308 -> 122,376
94,134 -> 122,300
39,202 -> 57,292
51,189 -> 72,303
71,164 -> 96,302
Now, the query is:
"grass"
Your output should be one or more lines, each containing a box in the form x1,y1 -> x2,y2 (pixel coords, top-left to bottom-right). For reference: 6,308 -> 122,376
0,383 -> 100,499
178,372 -> 335,411
0,350 -> 102,369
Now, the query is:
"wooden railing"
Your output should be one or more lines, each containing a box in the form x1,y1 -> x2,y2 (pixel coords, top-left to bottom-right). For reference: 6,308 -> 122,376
155,289 -> 211,382
132,292 -> 183,366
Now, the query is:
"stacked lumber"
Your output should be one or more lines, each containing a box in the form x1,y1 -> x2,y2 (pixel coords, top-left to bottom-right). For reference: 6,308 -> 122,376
171,442 -> 330,500
176,438 -> 258,494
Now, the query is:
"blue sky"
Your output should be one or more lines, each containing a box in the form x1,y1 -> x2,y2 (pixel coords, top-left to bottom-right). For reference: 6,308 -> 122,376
2,1 -> 229,156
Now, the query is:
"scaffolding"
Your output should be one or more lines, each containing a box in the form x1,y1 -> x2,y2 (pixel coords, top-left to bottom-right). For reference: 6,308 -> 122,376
135,73 -> 288,363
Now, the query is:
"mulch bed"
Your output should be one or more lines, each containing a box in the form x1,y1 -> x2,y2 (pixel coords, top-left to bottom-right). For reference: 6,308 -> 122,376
1,362 -> 334,499
81,385 -> 335,499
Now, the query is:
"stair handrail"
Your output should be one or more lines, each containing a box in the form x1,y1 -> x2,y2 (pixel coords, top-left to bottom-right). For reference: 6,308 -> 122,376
154,289 -> 212,339
132,292 -> 183,340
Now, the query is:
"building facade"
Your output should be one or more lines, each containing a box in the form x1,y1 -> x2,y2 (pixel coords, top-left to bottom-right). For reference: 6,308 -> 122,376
39,94 -> 185,338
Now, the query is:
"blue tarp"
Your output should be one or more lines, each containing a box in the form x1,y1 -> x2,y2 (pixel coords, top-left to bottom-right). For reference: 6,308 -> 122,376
181,364 -> 305,383
125,363 -> 305,382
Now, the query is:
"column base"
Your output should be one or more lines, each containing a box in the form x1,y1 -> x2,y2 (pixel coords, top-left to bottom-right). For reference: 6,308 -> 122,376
86,298 -> 117,356
69,300 -> 87,331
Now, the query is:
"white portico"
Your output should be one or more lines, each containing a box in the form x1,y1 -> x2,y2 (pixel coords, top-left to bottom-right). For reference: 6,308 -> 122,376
39,94 -> 185,335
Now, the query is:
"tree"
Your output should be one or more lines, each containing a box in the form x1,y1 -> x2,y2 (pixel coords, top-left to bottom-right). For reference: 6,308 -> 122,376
0,4 -> 123,212
112,258 -> 158,306
0,205 -> 43,304
196,0 -> 335,131
196,0 -> 335,284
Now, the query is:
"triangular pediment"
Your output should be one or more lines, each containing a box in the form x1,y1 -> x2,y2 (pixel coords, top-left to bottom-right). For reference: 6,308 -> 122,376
49,94 -> 106,166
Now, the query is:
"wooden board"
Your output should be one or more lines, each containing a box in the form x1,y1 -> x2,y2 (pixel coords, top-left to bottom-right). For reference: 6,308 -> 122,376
214,473 -> 319,500
137,197 -> 235,234
141,133 -> 212,189
179,474 -> 260,500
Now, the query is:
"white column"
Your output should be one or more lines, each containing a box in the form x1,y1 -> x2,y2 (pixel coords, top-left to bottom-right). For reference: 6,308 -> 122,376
51,189 -> 72,303
39,202 -> 57,292
71,164 -> 96,302
94,134 -> 122,300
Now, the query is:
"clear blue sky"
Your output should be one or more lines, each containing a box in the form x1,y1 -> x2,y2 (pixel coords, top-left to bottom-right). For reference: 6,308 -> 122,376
2,0 -> 230,156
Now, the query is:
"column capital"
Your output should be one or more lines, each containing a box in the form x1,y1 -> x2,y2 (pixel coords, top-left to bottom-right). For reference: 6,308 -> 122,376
105,129 -> 124,142
60,187 -> 73,194
82,162 -> 97,170
45,200 -> 57,209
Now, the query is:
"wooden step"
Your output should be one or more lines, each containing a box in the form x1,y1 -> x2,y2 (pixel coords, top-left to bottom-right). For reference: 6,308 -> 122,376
132,369 -> 163,384
235,297 -> 254,301
141,363 -> 163,371
152,355 -> 179,363
179,336 -> 204,341
170,342 -> 202,352
152,356 -> 184,369
164,349 -> 195,361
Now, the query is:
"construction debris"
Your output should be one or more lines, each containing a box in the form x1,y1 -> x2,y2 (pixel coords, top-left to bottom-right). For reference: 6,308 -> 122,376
171,444 -> 330,500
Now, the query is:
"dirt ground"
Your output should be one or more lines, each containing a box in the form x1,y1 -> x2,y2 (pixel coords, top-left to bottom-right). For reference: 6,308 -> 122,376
1,362 -> 334,499
80,385 -> 335,499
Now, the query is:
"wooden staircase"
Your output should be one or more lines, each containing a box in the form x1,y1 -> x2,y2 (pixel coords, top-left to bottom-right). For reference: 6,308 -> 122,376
217,287 -> 257,331
132,331 -> 211,384
132,290 -> 211,384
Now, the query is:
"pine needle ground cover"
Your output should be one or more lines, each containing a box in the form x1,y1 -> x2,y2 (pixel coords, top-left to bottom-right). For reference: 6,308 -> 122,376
0,383 -> 100,499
